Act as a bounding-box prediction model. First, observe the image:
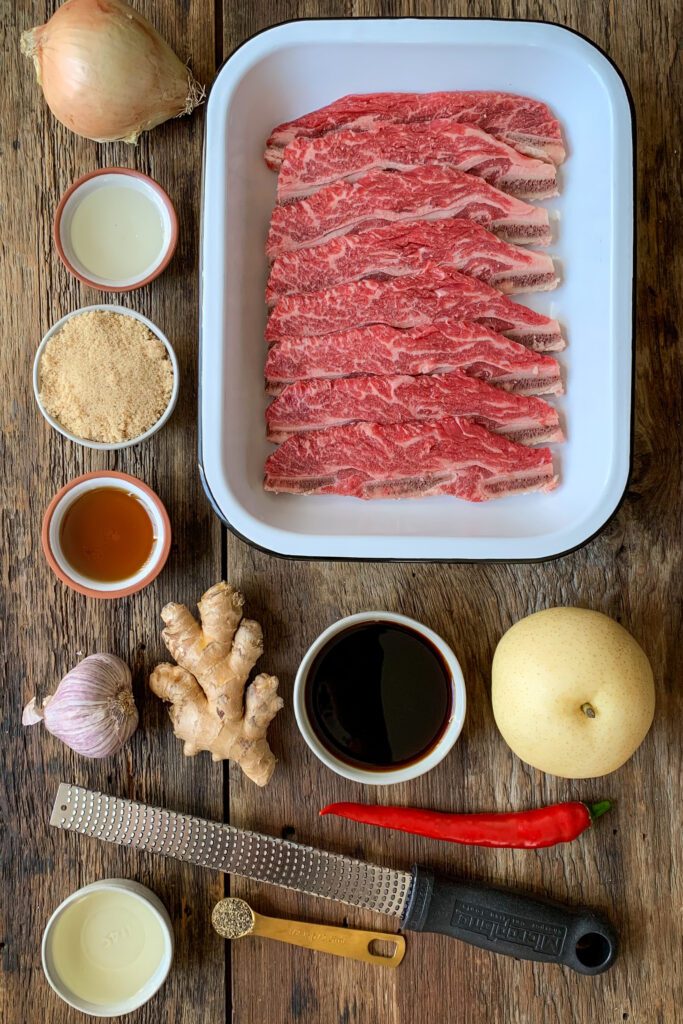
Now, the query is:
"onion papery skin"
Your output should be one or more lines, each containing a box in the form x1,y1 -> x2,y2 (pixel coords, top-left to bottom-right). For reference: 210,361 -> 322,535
26,653 -> 139,758
21,0 -> 203,143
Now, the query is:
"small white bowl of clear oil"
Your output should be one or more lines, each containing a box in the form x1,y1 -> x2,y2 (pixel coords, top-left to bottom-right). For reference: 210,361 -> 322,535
42,879 -> 174,1017
54,168 -> 178,292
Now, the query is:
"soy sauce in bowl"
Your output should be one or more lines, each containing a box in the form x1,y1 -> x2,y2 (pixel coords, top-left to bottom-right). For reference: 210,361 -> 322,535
304,621 -> 454,771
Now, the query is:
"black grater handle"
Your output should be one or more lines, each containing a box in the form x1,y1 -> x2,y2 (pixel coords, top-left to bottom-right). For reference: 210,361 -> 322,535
402,866 -> 617,974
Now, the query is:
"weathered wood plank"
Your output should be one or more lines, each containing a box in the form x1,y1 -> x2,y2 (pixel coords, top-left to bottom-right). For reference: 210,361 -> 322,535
2,0 -> 681,1022
225,2 -> 682,1023
0,1 -> 223,1021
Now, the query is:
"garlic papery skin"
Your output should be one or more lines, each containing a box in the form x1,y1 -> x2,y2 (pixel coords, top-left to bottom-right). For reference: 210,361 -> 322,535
21,0 -> 204,144
23,653 -> 138,758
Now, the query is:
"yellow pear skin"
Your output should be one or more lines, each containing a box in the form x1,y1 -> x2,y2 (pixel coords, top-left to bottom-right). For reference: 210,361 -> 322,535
491,607 -> 655,779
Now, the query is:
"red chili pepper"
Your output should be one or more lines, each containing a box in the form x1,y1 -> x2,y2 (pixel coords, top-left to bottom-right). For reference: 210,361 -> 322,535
319,800 -> 611,849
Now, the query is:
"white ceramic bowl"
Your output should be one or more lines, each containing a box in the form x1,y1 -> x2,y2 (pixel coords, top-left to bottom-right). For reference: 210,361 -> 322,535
54,168 -> 178,292
293,611 -> 467,785
33,304 -> 179,451
42,470 -> 172,599
42,878 -> 174,1018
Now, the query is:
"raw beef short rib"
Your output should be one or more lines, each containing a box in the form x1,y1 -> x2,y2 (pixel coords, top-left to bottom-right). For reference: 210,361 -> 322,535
265,264 -> 564,350
266,220 -> 558,303
266,91 -> 566,168
264,322 -> 563,397
266,370 -> 564,445
277,119 -> 559,202
266,166 -> 552,258
264,417 -> 559,501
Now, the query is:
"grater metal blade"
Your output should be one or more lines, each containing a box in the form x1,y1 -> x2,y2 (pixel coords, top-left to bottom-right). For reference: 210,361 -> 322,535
51,783 -> 412,918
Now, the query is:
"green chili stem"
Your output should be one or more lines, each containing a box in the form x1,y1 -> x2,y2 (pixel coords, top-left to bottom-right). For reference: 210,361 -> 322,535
588,799 -> 612,821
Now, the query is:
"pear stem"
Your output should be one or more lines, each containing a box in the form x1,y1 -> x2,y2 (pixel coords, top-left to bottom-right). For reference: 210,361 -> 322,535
581,702 -> 596,719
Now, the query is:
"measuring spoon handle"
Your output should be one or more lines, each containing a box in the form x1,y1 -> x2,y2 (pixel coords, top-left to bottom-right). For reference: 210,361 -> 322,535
252,912 -> 405,967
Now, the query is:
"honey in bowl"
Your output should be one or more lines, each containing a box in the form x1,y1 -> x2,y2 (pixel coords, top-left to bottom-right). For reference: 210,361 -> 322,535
304,622 -> 453,771
59,487 -> 155,583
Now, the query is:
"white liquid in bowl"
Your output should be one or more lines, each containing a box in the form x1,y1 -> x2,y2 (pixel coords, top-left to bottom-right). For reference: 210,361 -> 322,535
48,888 -> 166,1007
69,185 -> 165,281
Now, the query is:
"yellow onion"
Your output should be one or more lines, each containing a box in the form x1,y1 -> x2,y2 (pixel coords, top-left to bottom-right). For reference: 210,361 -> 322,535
21,0 -> 203,143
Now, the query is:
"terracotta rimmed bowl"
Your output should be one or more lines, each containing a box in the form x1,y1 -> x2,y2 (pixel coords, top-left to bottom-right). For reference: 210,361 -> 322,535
42,471 -> 172,600
33,304 -> 179,451
54,168 -> 178,292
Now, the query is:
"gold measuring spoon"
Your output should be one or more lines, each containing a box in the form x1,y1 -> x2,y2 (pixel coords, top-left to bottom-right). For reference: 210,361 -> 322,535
212,897 -> 405,967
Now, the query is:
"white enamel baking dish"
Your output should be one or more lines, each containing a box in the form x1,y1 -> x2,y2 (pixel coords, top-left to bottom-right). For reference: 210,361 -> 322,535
199,19 -> 634,560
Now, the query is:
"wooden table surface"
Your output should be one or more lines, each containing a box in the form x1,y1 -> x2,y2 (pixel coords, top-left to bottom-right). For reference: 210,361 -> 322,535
1,1 -> 681,1021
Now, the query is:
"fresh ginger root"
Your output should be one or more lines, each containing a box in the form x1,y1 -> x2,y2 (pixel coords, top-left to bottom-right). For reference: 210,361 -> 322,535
149,582 -> 283,786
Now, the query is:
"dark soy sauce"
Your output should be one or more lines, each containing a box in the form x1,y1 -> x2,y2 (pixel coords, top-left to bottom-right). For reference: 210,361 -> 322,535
305,622 -> 453,770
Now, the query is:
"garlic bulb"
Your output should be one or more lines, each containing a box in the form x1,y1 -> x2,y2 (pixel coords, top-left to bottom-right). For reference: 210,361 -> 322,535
21,0 -> 204,144
23,653 -> 138,758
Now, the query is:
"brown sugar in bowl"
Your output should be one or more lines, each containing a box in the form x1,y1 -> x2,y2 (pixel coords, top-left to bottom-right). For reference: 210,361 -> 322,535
33,305 -> 179,451
42,471 -> 172,600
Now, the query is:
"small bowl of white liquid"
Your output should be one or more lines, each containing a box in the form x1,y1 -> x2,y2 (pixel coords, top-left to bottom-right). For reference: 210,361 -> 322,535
42,878 -> 174,1016
54,168 -> 178,292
